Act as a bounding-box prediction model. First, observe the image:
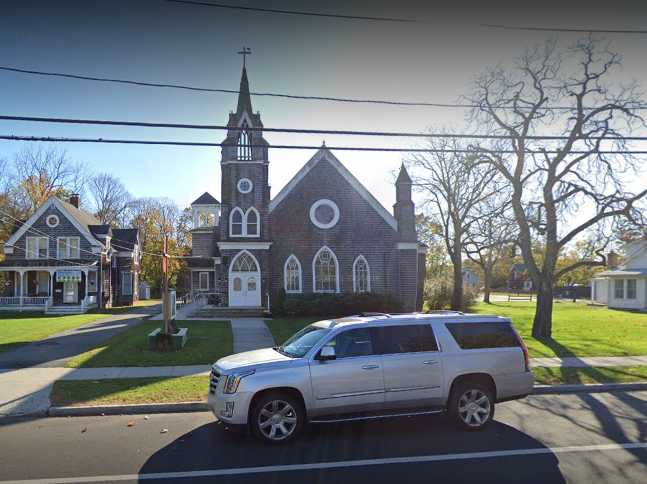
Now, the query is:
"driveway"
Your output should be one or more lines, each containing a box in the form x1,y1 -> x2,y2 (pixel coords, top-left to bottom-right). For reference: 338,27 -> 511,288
0,305 -> 161,369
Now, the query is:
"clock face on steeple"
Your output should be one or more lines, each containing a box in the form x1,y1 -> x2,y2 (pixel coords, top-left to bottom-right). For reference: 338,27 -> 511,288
237,178 -> 253,194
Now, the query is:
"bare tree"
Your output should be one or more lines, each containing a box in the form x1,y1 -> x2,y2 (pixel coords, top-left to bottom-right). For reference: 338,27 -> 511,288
464,190 -> 517,304
13,146 -> 86,212
467,37 -> 647,337
88,173 -> 132,226
407,136 -> 499,310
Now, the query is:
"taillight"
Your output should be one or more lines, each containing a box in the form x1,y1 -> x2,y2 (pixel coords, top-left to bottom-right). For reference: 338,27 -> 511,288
513,329 -> 531,372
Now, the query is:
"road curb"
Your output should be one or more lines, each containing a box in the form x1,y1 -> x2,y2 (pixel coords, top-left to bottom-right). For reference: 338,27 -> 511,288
45,382 -> 647,417
532,381 -> 647,395
48,401 -> 209,417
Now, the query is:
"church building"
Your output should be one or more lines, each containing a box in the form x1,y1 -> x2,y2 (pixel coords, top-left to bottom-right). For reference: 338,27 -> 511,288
186,64 -> 426,313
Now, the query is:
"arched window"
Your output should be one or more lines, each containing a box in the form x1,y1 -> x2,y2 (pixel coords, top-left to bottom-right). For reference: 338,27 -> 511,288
230,208 -> 244,236
237,121 -> 252,160
353,255 -> 371,293
246,207 -> 259,236
313,246 -> 339,293
232,252 -> 258,272
284,255 -> 302,293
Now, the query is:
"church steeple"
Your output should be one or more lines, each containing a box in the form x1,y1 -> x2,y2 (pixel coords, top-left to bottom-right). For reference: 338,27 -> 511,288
236,65 -> 253,116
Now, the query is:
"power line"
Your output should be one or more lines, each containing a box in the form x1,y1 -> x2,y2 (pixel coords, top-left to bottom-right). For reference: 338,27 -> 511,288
4,114 -> 647,141
2,134 -> 647,154
0,65 -> 469,108
5,65 -> 632,111
484,24 -> 647,34
163,0 -> 415,23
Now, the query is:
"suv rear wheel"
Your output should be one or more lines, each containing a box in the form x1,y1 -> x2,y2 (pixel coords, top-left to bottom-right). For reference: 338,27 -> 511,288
250,391 -> 304,443
449,381 -> 494,430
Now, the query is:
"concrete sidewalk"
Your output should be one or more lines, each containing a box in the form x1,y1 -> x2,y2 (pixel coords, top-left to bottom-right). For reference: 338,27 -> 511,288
531,355 -> 647,368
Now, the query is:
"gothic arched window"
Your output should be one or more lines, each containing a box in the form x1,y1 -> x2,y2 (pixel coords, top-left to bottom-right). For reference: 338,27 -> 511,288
230,208 -> 244,236
246,207 -> 259,236
313,246 -> 339,293
232,252 -> 258,272
237,121 -> 252,161
284,255 -> 302,293
353,255 -> 371,293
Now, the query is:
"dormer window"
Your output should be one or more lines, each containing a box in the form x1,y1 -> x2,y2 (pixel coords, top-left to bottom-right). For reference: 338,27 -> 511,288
237,121 -> 253,160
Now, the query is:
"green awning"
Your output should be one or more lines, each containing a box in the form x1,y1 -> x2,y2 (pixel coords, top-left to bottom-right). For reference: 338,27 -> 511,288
56,270 -> 82,282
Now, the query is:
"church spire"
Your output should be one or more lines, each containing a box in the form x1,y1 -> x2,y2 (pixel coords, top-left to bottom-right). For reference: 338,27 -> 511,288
236,47 -> 253,115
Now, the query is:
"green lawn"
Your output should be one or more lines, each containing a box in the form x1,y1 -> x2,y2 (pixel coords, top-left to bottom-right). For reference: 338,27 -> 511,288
266,302 -> 647,359
51,376 -> 209,406
265,317 -> 318,345
67,320 -> 233,368
0,312 -> 117,354
532,366 -> 647,385
473,301 -> 647,358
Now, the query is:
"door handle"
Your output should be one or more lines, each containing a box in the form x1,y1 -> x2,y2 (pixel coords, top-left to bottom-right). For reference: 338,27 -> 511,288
423,360 -> 438,365
361,364 -> 380,370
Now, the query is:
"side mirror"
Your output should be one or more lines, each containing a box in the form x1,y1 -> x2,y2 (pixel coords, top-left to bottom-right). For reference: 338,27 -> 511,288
318,345 -> 336,360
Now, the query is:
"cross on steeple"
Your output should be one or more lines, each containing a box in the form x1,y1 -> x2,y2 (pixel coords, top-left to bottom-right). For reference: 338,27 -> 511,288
237,46 -> 252,68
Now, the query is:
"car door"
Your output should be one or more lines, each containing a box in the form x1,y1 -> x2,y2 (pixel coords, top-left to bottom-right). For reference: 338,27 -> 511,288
374,324 -> 444,409
309,327 -> 385,415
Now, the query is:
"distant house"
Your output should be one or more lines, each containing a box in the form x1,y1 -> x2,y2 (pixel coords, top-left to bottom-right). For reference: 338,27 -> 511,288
508,263 -> 534,291
591,241 -> 647,311
0,194 -> 141,314
462,268 -> 480,287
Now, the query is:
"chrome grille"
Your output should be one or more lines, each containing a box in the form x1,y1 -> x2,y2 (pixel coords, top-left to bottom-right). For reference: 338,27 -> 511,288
209,369 -> 220,394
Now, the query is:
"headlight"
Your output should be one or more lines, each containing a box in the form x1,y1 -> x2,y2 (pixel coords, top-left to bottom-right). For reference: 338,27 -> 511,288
223,369 -> 255,394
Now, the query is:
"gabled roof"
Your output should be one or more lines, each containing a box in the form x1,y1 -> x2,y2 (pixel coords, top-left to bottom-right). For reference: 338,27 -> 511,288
191,192 -> 220,206
268,147 -> 398,231
112,228 -> 139,251
5,196 -> 102,248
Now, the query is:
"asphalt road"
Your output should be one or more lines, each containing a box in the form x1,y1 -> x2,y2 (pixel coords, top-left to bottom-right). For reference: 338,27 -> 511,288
0,390 -> 645,484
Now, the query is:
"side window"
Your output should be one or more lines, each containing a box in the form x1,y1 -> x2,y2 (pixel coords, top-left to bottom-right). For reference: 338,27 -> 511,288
446,322 -> 519,350
323,328 -> 375,358
373,325 -> 438,354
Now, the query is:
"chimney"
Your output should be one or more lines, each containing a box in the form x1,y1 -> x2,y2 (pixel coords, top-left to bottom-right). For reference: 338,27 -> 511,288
394,164 -> 416,242
607,251 -> 619,269
69,194 -> 80,208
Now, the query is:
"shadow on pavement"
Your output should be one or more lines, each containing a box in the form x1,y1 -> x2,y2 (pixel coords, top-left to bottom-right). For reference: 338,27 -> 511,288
139,414 -> 566,484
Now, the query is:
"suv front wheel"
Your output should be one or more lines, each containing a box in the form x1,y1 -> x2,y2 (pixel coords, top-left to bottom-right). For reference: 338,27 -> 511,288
449,381 -> 495,430
249,391 -> 304,443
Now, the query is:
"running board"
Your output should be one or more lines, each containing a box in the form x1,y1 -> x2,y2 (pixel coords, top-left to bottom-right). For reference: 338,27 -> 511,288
309,409 -> 445,424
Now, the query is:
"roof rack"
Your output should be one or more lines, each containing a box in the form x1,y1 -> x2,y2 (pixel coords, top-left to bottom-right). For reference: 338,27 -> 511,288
425,310 -> 464,315
356,312 -> 392,318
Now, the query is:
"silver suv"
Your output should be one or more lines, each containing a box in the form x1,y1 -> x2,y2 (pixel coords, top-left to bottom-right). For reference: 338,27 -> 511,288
208,313 -> 533,443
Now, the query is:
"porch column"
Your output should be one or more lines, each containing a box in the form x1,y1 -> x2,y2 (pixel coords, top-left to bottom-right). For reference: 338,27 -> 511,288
19,270 -> 25,308
49,270 -> 54,305
83,268 -> 89,302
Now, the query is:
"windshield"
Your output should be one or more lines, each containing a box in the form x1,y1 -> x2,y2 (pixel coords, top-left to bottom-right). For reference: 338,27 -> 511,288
279,324 -> 332,358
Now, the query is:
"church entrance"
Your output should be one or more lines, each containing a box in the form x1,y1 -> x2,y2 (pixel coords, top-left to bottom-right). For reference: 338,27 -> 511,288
228,251 -> 261,307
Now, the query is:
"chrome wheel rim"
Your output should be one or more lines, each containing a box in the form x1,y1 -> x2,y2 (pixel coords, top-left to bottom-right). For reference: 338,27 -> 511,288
258,400 -> 298,441
458,389 -> 491,427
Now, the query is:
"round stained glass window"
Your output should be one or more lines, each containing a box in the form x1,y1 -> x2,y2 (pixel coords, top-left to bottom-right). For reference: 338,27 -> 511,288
309,199 -> 340,229
46,214 -> 59,228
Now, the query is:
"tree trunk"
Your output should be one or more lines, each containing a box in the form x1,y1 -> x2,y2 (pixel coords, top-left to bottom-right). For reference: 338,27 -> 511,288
532,278 -> 554,338
451,257 -> 463,311
483,269 -> 492,304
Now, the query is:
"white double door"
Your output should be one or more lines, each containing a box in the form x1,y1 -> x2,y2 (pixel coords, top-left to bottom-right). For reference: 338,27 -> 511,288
229,272 -> 261,307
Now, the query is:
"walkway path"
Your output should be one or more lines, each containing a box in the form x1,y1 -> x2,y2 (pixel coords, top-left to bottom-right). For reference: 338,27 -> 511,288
150,300 -> 204,321
230,318 -> 275,353
532,355 -> 647,368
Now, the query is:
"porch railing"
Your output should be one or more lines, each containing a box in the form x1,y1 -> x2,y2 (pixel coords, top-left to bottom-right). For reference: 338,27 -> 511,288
0,296 -> 49,306
0,297 -> 21,306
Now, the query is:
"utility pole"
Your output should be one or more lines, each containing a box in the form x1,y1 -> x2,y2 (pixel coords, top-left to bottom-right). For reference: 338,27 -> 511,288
162,235 -> 169,337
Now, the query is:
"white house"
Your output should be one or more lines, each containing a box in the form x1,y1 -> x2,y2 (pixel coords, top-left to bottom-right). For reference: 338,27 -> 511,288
591,240 -> 647,311
462,268 -> 480,287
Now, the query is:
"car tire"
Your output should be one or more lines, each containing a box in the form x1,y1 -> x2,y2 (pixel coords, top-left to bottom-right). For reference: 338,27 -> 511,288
449,381 -> 495,430
249,391 -> 305,444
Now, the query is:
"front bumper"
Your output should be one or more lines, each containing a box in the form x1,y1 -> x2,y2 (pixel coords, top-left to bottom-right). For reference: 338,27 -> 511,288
208,390 -> 254,425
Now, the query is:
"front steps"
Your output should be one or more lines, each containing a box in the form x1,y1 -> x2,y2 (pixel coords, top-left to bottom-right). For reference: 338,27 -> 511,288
46,305 -> 86,315
191,306 -> 267,318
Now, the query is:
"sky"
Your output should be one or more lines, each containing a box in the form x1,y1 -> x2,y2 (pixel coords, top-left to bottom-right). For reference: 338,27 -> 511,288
1,0 -> 646,211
